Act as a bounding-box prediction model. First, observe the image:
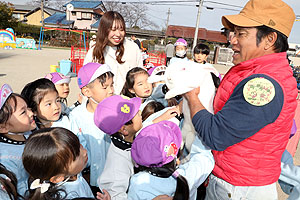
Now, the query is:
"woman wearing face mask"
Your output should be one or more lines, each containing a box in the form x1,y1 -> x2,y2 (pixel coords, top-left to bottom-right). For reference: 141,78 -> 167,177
84,11 -> 143,94
169,38 -> 189,65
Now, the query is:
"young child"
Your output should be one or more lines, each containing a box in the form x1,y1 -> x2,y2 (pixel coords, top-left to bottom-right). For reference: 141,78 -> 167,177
128,121 -> 214,200
169,38 -> 189,65
45,72 -> 81,114
121,67 -> 153,99
20,78 -> 87,150
0,84 -> 36,197
22,127 -> 95,199
121,67 -> 176,112
94,95 -> 180,200
69,62 -> 114,191
94,95 -> 142,200
193,43 -> 221,88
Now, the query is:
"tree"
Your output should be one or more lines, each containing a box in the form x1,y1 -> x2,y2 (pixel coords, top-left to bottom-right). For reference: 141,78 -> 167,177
27,0 -> 68,11
104,1 -> 159,30
0,1 -> 18,29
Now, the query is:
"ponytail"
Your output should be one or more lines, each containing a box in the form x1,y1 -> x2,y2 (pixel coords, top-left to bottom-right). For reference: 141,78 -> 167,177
24,178 -> 66,200
0,163 -> 21,200
173,173 -> 189,200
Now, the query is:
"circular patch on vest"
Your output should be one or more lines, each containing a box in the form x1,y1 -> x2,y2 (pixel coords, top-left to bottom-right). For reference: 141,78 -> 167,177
243,77 -> 275,106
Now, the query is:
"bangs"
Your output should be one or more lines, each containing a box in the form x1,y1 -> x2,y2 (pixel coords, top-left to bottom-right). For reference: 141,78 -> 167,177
111,19 -> 125,30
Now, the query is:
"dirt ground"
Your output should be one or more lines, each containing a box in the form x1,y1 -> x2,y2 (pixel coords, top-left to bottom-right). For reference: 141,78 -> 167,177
0,47 -> 299,199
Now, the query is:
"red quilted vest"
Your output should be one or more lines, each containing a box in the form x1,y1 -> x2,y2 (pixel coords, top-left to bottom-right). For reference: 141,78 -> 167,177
212,52 -> 297,186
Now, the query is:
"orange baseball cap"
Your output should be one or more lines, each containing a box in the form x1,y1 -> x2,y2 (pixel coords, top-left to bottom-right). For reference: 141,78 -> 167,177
222,0 -> 295,37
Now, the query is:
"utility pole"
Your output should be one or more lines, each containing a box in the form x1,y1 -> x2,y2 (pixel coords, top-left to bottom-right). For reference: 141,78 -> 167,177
41,0 -> 44,27
193,0 -> 203,49
166,8 -> 171,30
165,8 -> 171,43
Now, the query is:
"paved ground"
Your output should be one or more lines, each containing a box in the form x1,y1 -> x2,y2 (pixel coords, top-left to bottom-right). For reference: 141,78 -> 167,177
0,48 -> 299,199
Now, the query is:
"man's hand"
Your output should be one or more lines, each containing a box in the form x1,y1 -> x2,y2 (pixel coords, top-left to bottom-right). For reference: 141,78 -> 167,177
183,87 -> 205,119
184,87 -> 200,102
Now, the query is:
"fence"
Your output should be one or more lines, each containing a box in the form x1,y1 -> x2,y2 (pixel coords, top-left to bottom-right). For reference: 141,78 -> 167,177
70,46 -> 87,75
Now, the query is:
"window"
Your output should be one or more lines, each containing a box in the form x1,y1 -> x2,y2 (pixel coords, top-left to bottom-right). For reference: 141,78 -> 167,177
72,11 -> 76,16
13,13 -> 21,19
81,12 -> 92,19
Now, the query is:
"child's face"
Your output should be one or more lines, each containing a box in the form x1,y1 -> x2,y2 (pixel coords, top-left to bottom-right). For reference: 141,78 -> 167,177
194,53 -> 208,64
55,83 -> 70,99
68,144 -> 88,176
6,97 -> 36,133
126,111 -> 143,135
130,73 -> 153,98
87,77 -> 114,103
175,45 -> 186,52
36,91 -> 61,123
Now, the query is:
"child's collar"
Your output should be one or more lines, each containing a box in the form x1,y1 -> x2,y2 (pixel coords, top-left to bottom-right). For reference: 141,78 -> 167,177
0,134 -> 26,145
111,134 -> 132,151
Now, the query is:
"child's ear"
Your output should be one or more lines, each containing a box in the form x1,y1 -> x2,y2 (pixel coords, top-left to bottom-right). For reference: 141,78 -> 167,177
81,87 -> 91,98
128,88 -> 135,94
49,174 -> 65,184
0,124 -> 9,133
119,125 -> 129,136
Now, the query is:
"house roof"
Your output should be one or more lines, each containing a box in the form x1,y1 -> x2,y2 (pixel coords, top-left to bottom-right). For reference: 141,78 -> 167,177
127,28 -> 165,38
44,12 -> 74,25
12,4 -> 36,12
91,19 -> 100,28
24,7 -> 63,17
64,0 -> 103,9
166,25 -> 227,43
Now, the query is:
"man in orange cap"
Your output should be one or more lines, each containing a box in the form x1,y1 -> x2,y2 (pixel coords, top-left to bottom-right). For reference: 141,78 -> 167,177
184,0 -> 297,199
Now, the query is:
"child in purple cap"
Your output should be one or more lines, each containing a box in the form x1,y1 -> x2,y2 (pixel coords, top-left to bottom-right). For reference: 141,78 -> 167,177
45,72 -> 81,115
169,38 -> 189,65
94,95 -> 180,200
69,62 -> 114,193
0,84 -> 37,197
128,121 -> 214,200
94,95 -> 142,200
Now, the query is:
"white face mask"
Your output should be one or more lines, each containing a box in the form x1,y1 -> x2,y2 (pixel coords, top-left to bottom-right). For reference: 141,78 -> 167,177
176,50 -> 186,57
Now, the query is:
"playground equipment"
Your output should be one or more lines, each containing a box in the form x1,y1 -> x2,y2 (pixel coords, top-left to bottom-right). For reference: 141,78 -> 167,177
38,27 -> 88,50
39,27 -> 89,76
0,28 -> 16,49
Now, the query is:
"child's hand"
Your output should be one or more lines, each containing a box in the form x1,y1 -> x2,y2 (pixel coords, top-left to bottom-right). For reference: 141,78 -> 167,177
152,195 -> 173,200
153,107 -> 180,123
96,189 -> 111,200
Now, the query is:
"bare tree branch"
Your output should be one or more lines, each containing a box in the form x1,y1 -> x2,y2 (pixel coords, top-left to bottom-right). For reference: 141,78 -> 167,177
103,0 -> 159,29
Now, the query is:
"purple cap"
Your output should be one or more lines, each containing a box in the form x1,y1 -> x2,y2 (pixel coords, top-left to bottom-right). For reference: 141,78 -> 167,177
45,72 -> 70,85
0,84 -> 13,110
77,63 -> 112,89
174,38 -> 187,47
131,121 -> 182,167
94,95 -> 142,135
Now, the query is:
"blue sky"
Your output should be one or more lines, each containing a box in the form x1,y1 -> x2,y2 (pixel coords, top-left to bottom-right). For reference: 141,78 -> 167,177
5,0 -> 300,43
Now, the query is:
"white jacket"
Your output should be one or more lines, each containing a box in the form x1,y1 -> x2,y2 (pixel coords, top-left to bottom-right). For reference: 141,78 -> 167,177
98,139 -> 134,200
84,38 -> 143,94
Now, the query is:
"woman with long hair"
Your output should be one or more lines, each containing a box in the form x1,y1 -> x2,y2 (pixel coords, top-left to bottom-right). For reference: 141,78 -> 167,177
84,11 -> 143,94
